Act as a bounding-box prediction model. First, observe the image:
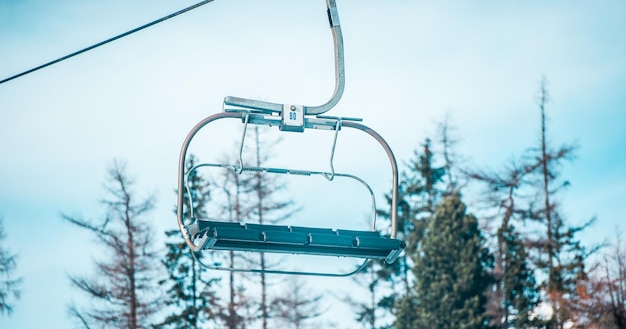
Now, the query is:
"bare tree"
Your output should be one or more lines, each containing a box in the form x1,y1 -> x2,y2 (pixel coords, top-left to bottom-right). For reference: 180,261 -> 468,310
63,160 -> 161,329
212,159 -> 256,329
210,127 -> 299,328
270,277 -> 324,329
0,217 -> 22,316
603,236 -> 626,328
522,77 -> 595,328
248,127 -> 299,329
466,159 -> 543,327
575,229 -> 626,328
435,112 -> 462,192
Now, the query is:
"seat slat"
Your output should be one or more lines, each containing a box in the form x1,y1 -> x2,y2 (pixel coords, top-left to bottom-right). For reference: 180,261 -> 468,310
336,229 -> 380,238
309,233 -> 354,247
215,227 -> 259,241
198,220 -> 242,232
246,223 -> 290,232
290,226 -> 335,235
264,231 -> 309,244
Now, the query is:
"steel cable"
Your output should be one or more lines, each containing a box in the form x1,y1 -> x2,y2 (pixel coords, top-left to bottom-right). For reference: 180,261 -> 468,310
0,0 -> 216,85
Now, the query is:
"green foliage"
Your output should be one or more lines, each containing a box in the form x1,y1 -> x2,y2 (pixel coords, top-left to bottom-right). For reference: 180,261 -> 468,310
397,194 -> 493,329
0,217 -> 22,316
157,155 -> 222,329
404,138 -> 447,217
364,137 -> 447,327
500,224 -> 542,328
345,259 -> 397,329
157,231 -> 221,329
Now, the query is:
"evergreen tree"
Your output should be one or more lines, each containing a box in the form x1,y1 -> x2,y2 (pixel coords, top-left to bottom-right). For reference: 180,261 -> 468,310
500,224 -> 541,328
157,155 -> 222,329
344,259 -> 396,329
404,138 -> 447,219
64,160 -> 161,329
369,137 -> 446,328
397,194 -> 493,329
400,137 -> 447,275
0,217 -> 21,316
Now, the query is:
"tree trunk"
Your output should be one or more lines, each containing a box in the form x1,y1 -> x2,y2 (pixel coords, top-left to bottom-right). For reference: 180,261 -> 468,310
125,193 -> 138,329
538,79 -> 558,327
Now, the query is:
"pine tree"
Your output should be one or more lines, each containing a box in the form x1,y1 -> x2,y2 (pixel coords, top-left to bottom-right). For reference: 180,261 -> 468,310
370,137 -> 446,328
400,137 -> 447,273
0,217 -> 22,316
404,138 -> 447,218
398,194 -> 493,329
64,160 -> 161,329
157,155 -> 222,329
500,224 -> 541,328
344,259 -> 396,329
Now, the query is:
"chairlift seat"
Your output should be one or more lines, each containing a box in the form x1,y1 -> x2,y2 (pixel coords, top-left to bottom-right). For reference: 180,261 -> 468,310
175,0 -> 406,276
194,220 -> 405,263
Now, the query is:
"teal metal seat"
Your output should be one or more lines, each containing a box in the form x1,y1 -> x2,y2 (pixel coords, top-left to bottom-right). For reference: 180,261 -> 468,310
190,220 -> 405,264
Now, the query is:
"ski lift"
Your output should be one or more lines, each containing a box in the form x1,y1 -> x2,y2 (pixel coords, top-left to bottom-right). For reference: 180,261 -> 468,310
176,0 -> 405,276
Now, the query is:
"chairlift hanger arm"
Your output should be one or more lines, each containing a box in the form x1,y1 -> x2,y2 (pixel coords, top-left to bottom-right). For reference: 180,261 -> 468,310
223,0 -> 345,116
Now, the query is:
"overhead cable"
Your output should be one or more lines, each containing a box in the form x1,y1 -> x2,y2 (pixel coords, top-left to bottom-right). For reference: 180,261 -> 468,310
0,0 -> 215,85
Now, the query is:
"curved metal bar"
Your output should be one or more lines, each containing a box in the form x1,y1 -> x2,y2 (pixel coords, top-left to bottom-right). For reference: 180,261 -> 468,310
224,0 -> 345,116
193,251 -> 371,277
186,163 -> 378,232
304,0 -> 345,115
177,111 -> 243,252
342,121 -> 399,239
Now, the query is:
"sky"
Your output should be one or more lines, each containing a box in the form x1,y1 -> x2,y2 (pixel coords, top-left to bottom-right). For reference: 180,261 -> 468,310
1,0 -> 625,328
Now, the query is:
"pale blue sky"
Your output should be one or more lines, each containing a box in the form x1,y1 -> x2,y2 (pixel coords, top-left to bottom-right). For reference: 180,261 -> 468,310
1,0 -> 625,328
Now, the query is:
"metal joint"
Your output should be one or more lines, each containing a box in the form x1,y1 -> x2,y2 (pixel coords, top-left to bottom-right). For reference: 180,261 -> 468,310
280,104 -> 305,132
